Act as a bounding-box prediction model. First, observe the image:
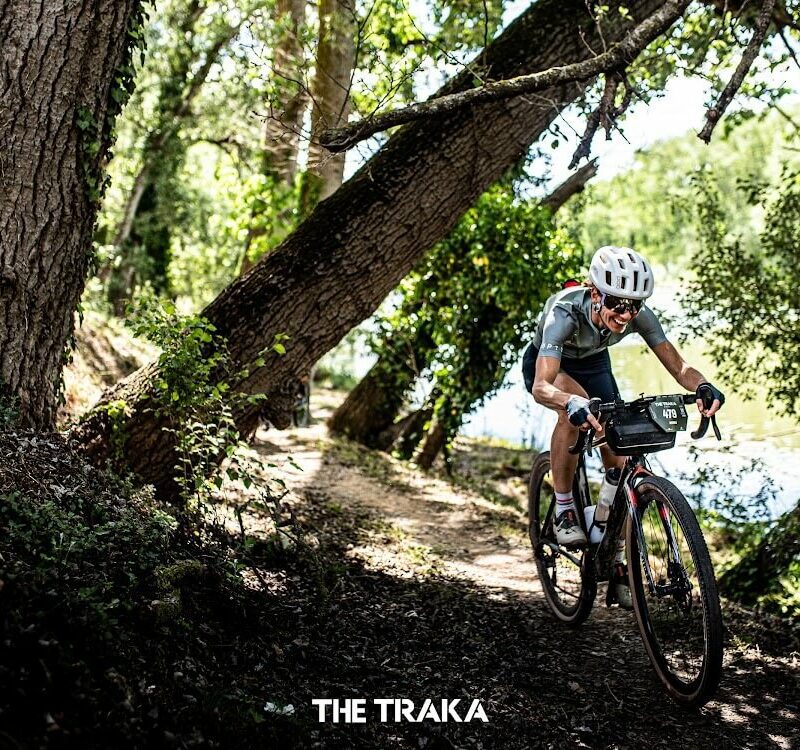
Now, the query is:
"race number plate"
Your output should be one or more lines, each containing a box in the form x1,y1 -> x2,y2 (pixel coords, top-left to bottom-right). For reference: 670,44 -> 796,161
647,395 -> 688,432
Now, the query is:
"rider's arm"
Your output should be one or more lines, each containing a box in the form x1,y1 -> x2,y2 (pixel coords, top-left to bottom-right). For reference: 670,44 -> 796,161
651,340 -> 722,417
531,355 -> 571,409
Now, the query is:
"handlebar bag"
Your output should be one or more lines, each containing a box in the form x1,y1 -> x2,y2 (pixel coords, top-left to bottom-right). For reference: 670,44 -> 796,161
606,409 -> 677,455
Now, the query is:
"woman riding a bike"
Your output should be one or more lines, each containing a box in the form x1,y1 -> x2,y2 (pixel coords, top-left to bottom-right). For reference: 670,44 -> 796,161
522,246 -> 724,606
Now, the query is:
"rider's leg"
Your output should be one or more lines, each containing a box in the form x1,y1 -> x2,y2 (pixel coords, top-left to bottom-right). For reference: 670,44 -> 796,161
599,444 -> 625,472
549,372 -> 590,546
549,371 -> 588,494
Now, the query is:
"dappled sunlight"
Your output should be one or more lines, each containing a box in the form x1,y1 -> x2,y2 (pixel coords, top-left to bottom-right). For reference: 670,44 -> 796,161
225,388 -> 800,747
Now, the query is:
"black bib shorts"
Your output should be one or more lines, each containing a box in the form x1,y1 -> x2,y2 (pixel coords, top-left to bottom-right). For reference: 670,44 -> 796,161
522,343 -> 622,404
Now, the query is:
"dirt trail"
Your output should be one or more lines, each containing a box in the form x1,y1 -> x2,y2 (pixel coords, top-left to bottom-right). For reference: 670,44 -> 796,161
249,391 -> 799,749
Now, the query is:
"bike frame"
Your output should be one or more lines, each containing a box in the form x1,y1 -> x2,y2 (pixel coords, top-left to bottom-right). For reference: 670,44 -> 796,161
553,449 -> 689,599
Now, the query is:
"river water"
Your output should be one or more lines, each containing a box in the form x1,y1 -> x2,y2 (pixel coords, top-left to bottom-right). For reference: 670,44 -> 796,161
462,338 -> 800,519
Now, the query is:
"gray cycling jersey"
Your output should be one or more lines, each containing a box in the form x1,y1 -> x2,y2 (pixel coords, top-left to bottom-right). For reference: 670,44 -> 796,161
531,286 -> 667,360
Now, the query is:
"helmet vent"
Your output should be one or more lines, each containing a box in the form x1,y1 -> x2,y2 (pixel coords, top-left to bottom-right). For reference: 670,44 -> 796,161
605,271 -> 612,285
633,270 -> 639,289
644,278 -> 650,292
620,277 -> 626,290
628,252 -> 636,262
617,257 -> 625,268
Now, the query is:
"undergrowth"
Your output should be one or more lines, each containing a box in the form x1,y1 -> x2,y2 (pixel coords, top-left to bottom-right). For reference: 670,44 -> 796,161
0,431 -> 311,748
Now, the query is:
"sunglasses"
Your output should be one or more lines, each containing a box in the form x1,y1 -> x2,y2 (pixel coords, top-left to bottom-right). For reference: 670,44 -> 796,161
602,294 -> 643,315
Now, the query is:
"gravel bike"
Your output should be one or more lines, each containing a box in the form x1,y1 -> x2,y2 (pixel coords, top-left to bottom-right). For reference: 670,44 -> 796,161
528,392 -> 724,706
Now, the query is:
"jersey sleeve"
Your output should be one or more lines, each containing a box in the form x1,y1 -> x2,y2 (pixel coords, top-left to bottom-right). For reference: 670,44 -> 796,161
633,307 -> 668,349
538,303 -> 577,360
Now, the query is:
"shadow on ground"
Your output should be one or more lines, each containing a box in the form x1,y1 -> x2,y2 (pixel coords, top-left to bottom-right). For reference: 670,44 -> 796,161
240,406 -> 799,750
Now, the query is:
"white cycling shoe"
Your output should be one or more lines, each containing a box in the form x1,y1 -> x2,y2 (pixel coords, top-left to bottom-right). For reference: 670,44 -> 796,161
554,509 -> 587,547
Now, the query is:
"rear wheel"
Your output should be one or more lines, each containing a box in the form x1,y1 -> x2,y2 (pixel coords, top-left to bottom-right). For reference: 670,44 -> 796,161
528,452 -> 595,625
627,476 -> 723,706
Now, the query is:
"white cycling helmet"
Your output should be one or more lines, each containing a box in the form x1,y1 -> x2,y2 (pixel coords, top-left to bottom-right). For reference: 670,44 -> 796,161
589,246 -> 654,299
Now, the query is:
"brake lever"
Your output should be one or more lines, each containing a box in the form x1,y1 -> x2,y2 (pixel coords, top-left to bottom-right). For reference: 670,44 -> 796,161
691,413 -> 722,440
691,415 -> 709,440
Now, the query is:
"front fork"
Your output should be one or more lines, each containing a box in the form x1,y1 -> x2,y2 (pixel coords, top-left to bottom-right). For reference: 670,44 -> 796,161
626,464 -> 691,601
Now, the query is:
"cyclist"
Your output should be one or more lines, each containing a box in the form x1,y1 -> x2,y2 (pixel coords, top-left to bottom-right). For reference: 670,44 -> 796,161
522,246 -> 724,605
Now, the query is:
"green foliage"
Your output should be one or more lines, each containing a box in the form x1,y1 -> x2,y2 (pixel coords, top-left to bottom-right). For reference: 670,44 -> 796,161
0,471 -> 175,645
680,446 -> 774,546
123,293 -> 275,504
77,2 -> 150,207
564,107 -> 799,267
352,0 -> 505,118
373,182 -> 583,449
681,165 -> 800,417
678,136 -> 800,615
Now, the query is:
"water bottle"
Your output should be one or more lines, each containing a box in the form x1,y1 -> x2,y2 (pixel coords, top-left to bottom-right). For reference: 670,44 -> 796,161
584,467 -> 621,543
583,505 -> 604,544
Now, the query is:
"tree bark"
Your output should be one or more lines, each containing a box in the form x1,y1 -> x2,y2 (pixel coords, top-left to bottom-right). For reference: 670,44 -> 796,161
385,406 -> 433,459
414,418 -> 447,470
327,320 -> 432,446
320,0 -> 691,151
299,0 -> 357,213
262,0 -> 308,185
74,0 -> 665,496
0,0 -> 145,429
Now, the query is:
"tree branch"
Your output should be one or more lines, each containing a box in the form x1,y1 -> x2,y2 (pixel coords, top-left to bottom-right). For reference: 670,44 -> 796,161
541,158 -> 599,212
320,0 -> 692,153
698,0 -> 777,143
779,27 -> 800,70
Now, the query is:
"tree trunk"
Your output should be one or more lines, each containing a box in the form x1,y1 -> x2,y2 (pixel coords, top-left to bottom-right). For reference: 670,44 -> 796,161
327,320 -> 432,445
0,0 -> 145,429
299,0 -> 357,213
384,407 -> 433,459
263,0 -> 308,184
718,501 -> 800,607
74,0 -> 665,496
329,157 -> 598,448
415,418 -> 447,470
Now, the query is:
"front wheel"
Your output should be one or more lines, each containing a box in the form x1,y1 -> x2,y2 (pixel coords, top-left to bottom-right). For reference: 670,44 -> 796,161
528,452 -> 596,626
627,476 -> 723,706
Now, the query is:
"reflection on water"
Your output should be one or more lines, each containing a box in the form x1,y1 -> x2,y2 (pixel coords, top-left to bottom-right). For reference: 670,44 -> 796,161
462,339 -> 800,517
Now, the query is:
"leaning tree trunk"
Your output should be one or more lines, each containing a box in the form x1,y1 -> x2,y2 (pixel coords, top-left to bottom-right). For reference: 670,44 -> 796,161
718,500 -> 800,607
327,317 -> 433,446
0,0 -> 145,429
329,158 -> 599,447
74,0 -> 666,497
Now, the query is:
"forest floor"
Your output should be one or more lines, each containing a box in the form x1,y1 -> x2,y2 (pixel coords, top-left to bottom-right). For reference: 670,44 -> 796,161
2,378 -> 798,749
227,388 -> 800,749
